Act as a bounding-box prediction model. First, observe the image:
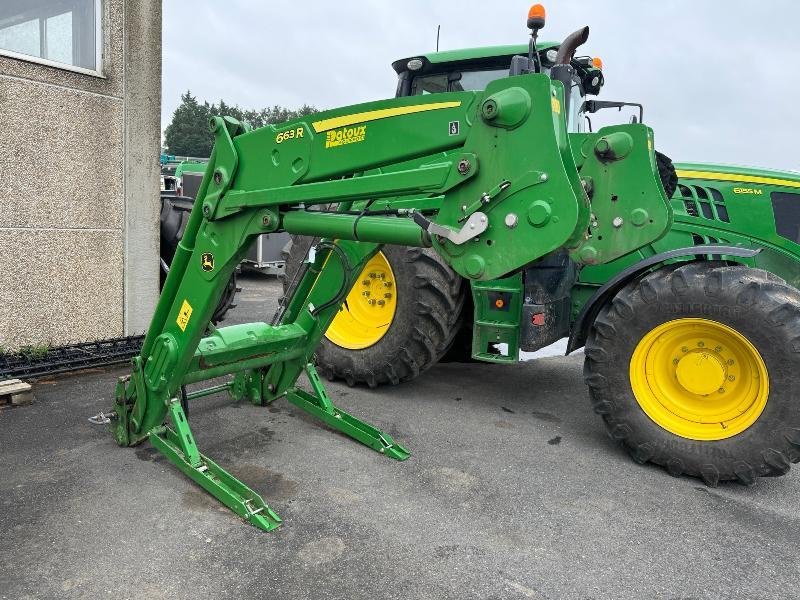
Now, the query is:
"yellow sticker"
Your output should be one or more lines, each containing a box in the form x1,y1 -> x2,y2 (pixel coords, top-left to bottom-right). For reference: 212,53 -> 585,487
325,124 -> 367,148
551,96 -> 561,114
176,299 -> 193,332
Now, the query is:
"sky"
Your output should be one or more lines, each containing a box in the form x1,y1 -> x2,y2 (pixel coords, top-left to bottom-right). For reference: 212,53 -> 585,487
162,1 -> 800,172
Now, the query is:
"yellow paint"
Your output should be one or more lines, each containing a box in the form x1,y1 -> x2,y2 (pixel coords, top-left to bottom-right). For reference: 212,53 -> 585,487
325,125 -> 367,149
275,126 -> 304,144
676,169 -> 800,189
629,318 -> 769,441
311,101 -> 462,133
732,187 -> 763,195
176,299 -> 193,332
325,252 -> 397,350
551,96 -> 561,114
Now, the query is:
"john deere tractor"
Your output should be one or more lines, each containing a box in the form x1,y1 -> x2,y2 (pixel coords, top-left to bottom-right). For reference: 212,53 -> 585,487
109,6 -> 800,533
281,13 -> 800,486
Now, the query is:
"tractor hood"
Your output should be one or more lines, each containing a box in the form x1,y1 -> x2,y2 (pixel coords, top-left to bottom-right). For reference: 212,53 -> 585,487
675,162 -> 800,190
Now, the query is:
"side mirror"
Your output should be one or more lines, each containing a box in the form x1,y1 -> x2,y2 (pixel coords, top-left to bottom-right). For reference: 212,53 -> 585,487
583,99 -> 644,124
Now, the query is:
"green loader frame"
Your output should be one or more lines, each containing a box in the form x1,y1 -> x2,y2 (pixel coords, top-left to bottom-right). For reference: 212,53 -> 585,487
112,66 -> 675,530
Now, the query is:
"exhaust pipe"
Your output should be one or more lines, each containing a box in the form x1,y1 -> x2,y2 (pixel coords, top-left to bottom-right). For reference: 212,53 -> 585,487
550,26 -> 590,117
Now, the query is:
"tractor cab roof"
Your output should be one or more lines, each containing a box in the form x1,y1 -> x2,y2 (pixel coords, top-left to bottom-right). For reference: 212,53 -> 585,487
392,42 -> 559,74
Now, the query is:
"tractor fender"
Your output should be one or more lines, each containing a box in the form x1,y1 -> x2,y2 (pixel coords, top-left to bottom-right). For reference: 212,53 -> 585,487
566,244 -> 762,354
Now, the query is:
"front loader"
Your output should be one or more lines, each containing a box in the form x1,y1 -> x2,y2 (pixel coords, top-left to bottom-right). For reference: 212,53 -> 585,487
110,7 -> 800,532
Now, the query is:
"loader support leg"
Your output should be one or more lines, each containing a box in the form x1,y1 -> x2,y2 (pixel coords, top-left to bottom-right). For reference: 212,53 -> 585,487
149,399 -> 282,532
285,364 -> 410,461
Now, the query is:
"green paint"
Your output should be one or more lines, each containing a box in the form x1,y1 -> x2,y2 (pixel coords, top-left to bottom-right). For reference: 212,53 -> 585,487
111,24 -> 800,534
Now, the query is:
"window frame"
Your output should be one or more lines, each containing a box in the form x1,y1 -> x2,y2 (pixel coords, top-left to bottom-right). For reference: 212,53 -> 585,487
0,0 -> 103,78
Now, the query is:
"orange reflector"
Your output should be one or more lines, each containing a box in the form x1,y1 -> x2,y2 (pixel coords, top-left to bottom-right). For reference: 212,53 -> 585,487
528,3 -> 546,19
495,299 -> 505,309
592,56 -> 603,69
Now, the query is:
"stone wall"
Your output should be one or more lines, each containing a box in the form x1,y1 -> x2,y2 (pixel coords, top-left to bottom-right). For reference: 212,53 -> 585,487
0,0 -> 162,350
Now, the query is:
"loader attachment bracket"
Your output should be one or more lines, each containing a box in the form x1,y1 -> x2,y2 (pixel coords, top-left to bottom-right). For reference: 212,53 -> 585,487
412,210 -> 489,245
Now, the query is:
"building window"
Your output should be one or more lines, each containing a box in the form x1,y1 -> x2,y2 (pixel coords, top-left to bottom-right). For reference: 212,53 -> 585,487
0,0 -> 101,74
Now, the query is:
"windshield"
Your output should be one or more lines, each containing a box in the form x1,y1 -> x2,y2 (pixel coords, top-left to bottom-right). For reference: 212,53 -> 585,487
568,81 -> 584,133
408,66 -> 585,132
410,68 -> 508,96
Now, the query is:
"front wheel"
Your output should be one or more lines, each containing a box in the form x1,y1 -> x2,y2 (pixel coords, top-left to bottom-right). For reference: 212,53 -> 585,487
282,238 -> 467,387
584,261 -> 800,485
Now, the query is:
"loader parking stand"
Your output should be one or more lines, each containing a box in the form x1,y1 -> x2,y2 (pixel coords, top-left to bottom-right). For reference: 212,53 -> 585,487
3,3 -> 800,599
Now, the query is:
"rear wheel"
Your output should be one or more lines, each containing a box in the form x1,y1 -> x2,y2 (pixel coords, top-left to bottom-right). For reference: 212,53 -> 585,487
282,237 -> 467,387
584,261 -> 800,485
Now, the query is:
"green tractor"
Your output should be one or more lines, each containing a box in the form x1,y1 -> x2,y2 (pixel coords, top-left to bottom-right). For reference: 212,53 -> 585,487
283,19 -> 800,486
111,6 -> 800,532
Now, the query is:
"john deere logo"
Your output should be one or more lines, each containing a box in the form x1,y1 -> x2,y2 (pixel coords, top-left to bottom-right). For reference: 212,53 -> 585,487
201,253 -> 214,272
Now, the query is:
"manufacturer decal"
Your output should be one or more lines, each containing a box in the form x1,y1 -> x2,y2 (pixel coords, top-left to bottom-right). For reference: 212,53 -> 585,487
448,120 -> 460,136
325,125 -> 366,148
551,96 -> 561,114
732,187 -> 763,195
176,299 -> 193,332
201,252 -> 215,272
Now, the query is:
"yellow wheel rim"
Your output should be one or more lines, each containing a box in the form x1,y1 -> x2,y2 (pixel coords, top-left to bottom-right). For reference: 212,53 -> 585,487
325,251 -> 397,350
629,318 -> 769,441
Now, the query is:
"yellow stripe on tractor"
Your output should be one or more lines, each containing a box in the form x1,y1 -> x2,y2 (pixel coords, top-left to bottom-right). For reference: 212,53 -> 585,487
311,101 -> 463,133
676,169 -> 800,189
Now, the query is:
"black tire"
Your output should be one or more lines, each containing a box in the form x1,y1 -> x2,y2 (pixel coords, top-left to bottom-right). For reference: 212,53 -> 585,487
159,195 -> 238,324
655,150 -> 678,199
584,261 -> 800,485
282,236 -> 467,387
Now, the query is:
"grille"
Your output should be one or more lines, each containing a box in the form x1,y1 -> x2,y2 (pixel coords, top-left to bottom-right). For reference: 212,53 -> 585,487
678,184 -> 729,223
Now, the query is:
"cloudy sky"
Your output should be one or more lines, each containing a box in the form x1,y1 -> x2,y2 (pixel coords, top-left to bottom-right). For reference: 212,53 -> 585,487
163,1 -> 800,172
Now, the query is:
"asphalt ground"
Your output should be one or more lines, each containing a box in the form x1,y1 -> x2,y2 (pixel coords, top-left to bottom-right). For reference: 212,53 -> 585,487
1,274 -> 799,600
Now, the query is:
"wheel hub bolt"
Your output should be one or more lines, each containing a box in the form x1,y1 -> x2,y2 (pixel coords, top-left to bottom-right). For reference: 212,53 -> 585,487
681,346 -> 688,353
384,293 -> 392,299
377,300 -> 385,306
697,341 -> 704,347
362,279 -> 370,286
369,272 -> 376,278
383,281 -> 392,288
368,299 -> 376,305
362,291 -> 370,297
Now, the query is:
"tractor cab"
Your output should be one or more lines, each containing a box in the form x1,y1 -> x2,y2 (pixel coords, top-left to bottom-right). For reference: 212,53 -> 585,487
392,42 -> 604,134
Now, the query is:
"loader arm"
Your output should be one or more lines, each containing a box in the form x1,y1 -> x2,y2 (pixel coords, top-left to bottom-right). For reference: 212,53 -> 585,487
112,72 -> 671,531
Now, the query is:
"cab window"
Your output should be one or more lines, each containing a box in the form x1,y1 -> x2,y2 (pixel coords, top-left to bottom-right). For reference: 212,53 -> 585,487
771,192 -> 800,243
410,73 -> 448,95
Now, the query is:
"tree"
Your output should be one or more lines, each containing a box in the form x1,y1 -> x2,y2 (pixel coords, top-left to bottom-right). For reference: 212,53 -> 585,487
163,91 -> 213,157
164,92 -> 319,157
